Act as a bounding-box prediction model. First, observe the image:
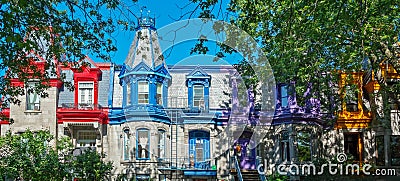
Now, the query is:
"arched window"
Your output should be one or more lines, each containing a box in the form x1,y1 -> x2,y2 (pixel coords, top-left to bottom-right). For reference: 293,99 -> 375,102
136,128 -> 150,159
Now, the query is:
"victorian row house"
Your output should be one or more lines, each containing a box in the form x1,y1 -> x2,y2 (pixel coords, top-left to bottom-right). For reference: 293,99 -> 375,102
1,14 -> 400,181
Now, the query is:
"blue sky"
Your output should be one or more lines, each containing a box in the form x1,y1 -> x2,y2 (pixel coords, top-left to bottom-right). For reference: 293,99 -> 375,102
94,0 -> 234,66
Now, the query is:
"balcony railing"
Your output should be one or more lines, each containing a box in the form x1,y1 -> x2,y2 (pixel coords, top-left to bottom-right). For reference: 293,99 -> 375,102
60,103 -> 103,110
157,157 -> 213,170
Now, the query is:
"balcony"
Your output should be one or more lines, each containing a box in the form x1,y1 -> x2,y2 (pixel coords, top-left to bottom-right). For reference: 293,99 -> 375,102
60,103 -> 103,110
57,103 -> 108,124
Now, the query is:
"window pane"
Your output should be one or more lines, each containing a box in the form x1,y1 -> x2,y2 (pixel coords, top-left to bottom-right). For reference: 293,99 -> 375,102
193,85 -> 204,108
138,81 -> 149,104
137,129 -> 150,159
158,130 -> 165,158
123,130 -> 129,160
138,81 -> 149,92
78,82 -> 94,104
127,83 -> 131,104
157,83 -> 162,105
26,82 -> 40,110
281,85 -> 288,107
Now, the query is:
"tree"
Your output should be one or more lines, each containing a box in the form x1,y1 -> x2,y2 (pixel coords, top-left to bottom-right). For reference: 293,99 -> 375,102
0,0 -> 138,110
0,130 -> 66,180
190,0 -> 400,125
0,130 -> 113,181
68,149 -> 113,181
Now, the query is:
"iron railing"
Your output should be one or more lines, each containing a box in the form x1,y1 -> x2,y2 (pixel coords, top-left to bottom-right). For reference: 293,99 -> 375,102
60,103 -> 103,110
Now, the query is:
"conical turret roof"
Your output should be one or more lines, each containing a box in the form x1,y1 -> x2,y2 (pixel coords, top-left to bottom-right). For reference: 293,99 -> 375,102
124,12 -> 167,71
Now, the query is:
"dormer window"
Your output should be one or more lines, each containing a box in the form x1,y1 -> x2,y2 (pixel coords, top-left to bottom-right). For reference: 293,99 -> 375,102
138,81 -> 149,104
193,85 -> 204,109
185,66 -> 211,111
345,85 -> 359,112
78,82 -> 94,107
280,85 -> 288,107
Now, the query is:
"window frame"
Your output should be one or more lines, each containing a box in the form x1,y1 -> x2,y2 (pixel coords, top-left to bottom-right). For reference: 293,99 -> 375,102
123,129 -> 130,161
158,130 -> 166,159
280,85 -> 288,108
138,81 -> 149,104
136,128 -> 150,160
26,81 -> 40,111
126,83 -> 131,105
280,132 -> 290,162
156,83 -> 163,105
76,130 -> 97,148
345,85 -> 359,112
78,81 -> 94,106
193,85 -> 204,108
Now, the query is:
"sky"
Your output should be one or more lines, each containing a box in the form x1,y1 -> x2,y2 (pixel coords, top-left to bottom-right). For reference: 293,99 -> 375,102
94,0 -> 234,66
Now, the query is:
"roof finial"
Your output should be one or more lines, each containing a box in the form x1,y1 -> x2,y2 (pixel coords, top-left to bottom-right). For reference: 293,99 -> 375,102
138,6 -> 155,29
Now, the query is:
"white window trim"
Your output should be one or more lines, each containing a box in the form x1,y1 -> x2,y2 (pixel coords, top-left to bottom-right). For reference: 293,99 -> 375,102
26,81 -> 40,111
78,81 -> 94,106
193,85 -> 204,108
138,81 -> 149,104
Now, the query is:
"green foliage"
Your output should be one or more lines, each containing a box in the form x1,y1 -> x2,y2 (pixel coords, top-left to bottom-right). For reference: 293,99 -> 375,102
0,130 -> 66,181
0,130 -> 113,181
69,149 -> 113,181
0,0 -> 137,110
297,132 -> 311,162
267,172 -> 289,181
192,0 -> 400,125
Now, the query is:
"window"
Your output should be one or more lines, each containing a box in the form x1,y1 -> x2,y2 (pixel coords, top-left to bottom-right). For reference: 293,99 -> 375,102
137,129 -> 150,159
193,85 -> 204,108
78,82 -> 94,107
280,85 -> 288,107
156,83 -> 162,105
158,130 -> 165,158
297,132 -> 311,162
123,129 -> 130,160
345,85 -> 359,112
390,136 -> 400,166
138,81 -> 149,104
127,83 -> 131,105
26,82 -> 40,111
281,132 -> 290,162
376,136 -> 385,166
344,133 -> 361,162
77,131 -> 96,147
